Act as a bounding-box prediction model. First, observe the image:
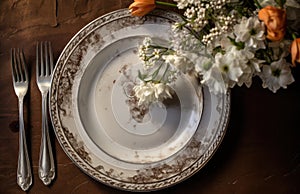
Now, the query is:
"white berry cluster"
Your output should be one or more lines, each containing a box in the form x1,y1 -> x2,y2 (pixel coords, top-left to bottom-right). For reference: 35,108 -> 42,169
174,0 -> 236,45
208,0 -> 229,9
138,37 -> 167,69
202,15 -> 237,45
184,4 -> 208,31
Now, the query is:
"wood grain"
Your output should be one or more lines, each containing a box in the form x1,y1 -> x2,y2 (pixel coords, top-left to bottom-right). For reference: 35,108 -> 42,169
0,1 -> 299,193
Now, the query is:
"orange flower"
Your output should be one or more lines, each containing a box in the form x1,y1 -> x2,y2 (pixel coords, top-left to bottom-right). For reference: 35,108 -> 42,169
129,0 -> 156,17
258,6 -> 286,41
291,38 -> 300,67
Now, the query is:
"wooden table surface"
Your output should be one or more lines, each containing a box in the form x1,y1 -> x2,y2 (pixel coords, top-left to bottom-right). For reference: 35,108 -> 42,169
1,1 -> 300,193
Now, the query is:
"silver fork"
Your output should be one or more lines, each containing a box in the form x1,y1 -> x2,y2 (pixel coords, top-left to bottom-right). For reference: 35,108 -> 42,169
11,48 -> 32,191
36,41 -> 55,185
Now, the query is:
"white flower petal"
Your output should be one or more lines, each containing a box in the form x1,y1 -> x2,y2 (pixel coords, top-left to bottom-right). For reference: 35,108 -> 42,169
134,82 -> 173,105
234,17 -> 266,50
259,59 -> 295,93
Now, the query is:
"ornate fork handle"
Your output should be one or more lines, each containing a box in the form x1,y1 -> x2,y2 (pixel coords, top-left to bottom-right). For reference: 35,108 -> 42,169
17,97 -> 32,191
38,91 -> 55,185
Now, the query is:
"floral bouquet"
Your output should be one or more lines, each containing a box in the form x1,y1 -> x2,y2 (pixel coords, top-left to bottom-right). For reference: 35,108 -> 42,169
129,0 -> 300,105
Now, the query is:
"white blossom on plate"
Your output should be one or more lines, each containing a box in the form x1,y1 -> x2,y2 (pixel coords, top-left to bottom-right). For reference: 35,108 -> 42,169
259,58 -> 295,93
143,37 -> 152,47
234,17 -> 266,50
133,82 -> 173,105
163,54 -> 194,73
201,66 -> 227,94
194,55 -> 213,73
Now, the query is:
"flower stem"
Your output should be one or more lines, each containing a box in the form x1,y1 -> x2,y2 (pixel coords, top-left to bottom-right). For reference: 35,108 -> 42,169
156,1 -> 178,8
150,45 -> 169,50
151,61 -> 164,81
292,33 -> 297,40
253,0 -> 262,9
160,64 -> 170,82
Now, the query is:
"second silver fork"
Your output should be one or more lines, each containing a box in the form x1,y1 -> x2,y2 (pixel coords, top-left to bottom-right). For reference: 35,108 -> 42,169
36,41 -> 55,185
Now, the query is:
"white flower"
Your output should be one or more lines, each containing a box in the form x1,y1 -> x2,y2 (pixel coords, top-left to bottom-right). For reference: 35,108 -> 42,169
259,58 -> 295,93
235,48 -> 264,87
184,7 -> 196,19
201,66 -> 227,94
138,45 -> 147,61
237,56 -> 265,87
195,55 -> 213,73
214,51 -> 244,84
143,37 -> 152,47
218,36 -> 265,87
133,82 -> 173,105
220,33 -> 236,51
163,54 -> 194,73
248,56 -> 264,73
234,17 -> 265,50
198,52 -> 233,94
167,70 -> 179,83
153,49 -> 160,59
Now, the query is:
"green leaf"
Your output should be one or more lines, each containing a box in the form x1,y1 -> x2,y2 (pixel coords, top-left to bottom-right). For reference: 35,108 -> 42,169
138,70 -> 146,81
227,36 -> 245,50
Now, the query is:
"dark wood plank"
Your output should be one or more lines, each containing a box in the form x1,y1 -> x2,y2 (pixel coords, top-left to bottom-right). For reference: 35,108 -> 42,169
0,1 -> 299,193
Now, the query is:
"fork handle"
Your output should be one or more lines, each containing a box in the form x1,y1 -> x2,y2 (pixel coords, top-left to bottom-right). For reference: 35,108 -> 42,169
17,98 -> 32,191
38,92 -> 55,185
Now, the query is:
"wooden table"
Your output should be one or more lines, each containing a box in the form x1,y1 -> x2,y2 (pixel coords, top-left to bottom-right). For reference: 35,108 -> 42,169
1,1 -> 300,193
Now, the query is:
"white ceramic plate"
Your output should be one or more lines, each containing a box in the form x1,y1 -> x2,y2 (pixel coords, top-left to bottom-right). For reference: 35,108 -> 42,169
50,9 -> 230,191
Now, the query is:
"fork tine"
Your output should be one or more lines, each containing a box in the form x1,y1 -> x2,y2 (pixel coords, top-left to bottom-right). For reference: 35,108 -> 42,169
36,42 -> 40,77
11,48 -> 17,82
20,49 -> 28,82
45,42 -> 49,76
12,48 -> 20,82
16,48 -> 25,82
49,42 -> 54,74
40,42 -> 44,76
